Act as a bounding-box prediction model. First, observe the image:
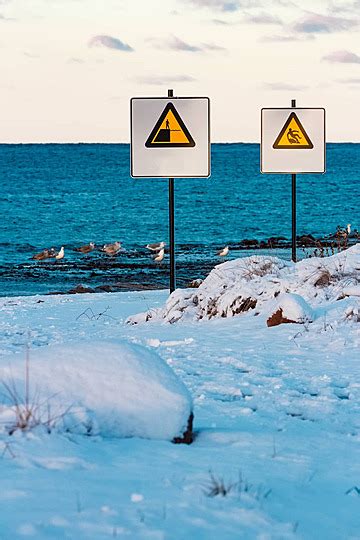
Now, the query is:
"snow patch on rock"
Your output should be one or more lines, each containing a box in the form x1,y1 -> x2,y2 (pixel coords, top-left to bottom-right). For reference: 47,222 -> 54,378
127,244 -> 360,324
0,340 -> 192,441
266,293 -> 314,327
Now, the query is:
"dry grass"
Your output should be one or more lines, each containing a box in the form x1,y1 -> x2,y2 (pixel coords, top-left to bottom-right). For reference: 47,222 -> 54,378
1,342 -> 71,436
203,471 -> 237,498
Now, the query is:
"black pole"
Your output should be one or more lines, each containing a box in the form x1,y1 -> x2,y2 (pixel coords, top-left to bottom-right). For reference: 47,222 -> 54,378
168,88 -> 176,293
291,98 -> 297,263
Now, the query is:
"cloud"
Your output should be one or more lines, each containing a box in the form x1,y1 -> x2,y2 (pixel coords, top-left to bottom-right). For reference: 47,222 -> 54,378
181,0 -> 260,12
88,35 -> 134,52
212,17 -> 232,24
23,52 -> 40,59
149,35 -> 225,53
135,75 -> 197,85
260,33 -> 314,42
201,41 -> 226,50
0,12 -> 15,21
146,36 -> 200,52
291,11 -> 358,33
337,77 -> 360,83
243,11 -> 282,25
183,0 -> 240,11
68,57 -> 84,64
322,50 -> 360,63
264,82 -> 308,91
328,0 -> 360,13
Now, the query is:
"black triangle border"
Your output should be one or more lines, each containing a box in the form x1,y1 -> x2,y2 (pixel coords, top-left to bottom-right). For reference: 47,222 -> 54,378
273,112 -> 314,149
145,102 -> 195,148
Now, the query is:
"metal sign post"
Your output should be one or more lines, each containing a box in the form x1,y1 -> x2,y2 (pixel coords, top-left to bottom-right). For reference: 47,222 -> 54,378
168,90 -> 176,292
291,98 -> 297,262
130,91 -> 210,294
261,103 -> 326,265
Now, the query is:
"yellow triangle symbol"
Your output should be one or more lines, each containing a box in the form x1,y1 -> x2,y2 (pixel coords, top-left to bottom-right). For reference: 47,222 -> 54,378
273,112 -> 313,149
145,103 -> 195,148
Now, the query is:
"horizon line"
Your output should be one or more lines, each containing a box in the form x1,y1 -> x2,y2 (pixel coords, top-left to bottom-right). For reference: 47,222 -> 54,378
0,140 -> 359,145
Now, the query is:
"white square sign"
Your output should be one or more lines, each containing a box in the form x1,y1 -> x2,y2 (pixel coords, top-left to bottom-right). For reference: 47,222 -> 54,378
261,108 -> 326,174
131,97 -> 210,178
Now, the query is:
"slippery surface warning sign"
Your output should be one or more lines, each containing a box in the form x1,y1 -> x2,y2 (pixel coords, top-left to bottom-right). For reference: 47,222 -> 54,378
131,97 -> 210,178
273,112 -> 313,149
261,108 -> 325,174
145,103 -> 195,148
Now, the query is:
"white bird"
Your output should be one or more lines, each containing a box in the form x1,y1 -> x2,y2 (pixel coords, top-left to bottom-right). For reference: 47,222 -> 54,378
102,241 -> 122,256
55,246 -> 65,260
218,245 -> 229,257
153,248 -> 165,263
347,223 -> 351,235
146,241 -> 166,252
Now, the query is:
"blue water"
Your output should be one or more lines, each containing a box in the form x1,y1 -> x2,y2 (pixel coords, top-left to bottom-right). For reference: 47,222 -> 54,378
0,143 -> 359,296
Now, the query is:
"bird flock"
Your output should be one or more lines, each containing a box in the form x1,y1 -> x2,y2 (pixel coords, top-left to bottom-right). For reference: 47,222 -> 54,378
31,241 -> 170,263
31,240 -> 231,263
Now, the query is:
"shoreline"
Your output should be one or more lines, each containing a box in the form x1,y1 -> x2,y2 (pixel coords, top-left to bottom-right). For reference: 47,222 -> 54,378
1,236 -> 358,298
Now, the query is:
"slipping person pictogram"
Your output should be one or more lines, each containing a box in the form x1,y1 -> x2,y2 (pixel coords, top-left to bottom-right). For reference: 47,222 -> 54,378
287,128 -> 302,144
273,112 -> 313,149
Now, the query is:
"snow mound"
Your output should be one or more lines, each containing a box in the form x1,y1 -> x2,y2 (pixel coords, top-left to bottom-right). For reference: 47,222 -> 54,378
266,293 -> 314,327
0,341 -> 192,441
127,244 -> 360,324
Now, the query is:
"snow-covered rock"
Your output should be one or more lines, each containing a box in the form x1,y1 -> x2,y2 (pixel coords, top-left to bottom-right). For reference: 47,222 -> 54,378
0,340 -> 193,441
127,244 -> 360,324
266,293 -> 314,327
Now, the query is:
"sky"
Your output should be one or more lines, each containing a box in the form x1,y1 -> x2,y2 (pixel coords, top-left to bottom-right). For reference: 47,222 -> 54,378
0,0 -> 359,142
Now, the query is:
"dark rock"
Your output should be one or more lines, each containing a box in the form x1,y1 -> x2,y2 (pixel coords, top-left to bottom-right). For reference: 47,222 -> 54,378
314,272 -> 331,287
241,238 -> 259,248
298,234 -> 316,247
267,308 -> 296,327
173,413 -> 194,445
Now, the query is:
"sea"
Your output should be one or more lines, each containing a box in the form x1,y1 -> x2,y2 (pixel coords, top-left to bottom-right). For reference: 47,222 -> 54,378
0,143 -> 359,297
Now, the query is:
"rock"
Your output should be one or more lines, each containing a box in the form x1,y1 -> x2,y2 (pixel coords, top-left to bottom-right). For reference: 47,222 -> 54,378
0,340 -> 193,442
298,234 -> 316,247
314,271 -> 331,288
267,308 -> 296,327
67,284 -> 96,294
173,413 -> 194,444
187,279 -> 203,288
266,293 -> 314,327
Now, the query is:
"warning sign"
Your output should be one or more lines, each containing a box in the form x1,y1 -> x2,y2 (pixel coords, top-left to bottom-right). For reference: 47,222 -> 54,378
260,107 -> 325,174
145,103 -> 195,148
273,112 -> 313,149
131,96 -> 210,177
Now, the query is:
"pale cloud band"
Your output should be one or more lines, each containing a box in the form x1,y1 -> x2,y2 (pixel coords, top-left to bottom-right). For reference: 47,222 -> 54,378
323,50 -> 360,63
148,35 -> 226,53
88,35 -> 134,52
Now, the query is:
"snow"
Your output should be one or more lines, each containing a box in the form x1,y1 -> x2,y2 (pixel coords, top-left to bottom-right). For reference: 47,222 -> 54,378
0,340 -> 192,441
127,244 -> 360,324
266,293 -> 314,323
0,245 -> 360,539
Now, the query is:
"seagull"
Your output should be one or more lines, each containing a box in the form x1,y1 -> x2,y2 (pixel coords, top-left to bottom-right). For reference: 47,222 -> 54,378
55,246 -> 65,260
146,241 -> 166,252
336,225 -> 351,239
32,248 -> 56,261
218,245 -> 229,257
102,241 -> 122,256
76,242 -> 95,254
153,248 -> 165,263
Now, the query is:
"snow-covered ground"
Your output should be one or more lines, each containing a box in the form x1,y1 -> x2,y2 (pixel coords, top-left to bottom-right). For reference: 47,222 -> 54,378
0,247 -> 360,539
